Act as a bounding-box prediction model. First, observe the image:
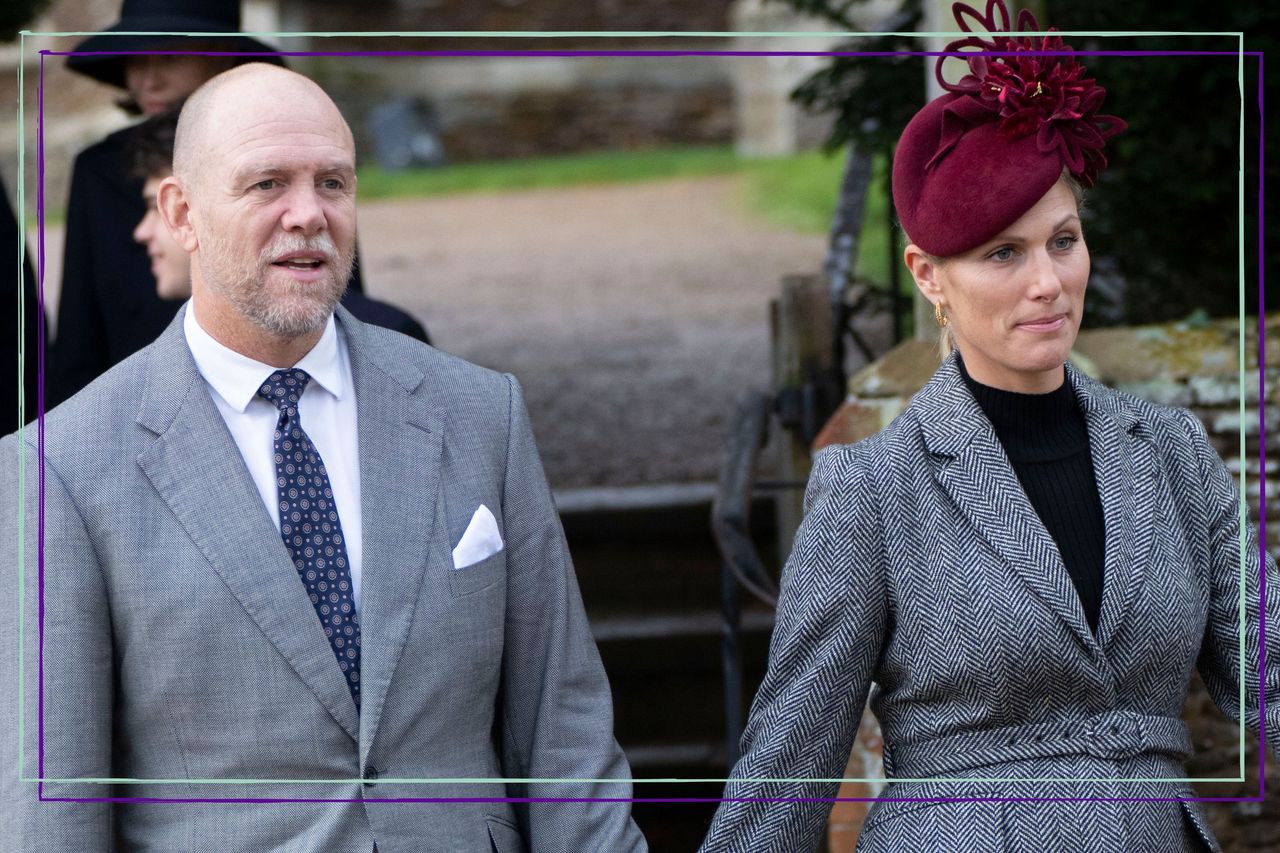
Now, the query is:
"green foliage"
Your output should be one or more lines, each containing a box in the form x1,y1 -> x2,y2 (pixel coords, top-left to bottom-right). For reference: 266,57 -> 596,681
36,147 -> 876,247
355,146 -> 742,199
1053,2 -> 1276,321
355,145 -> 846,236
354,146 -> 888,271
740,149 -> 847,234
742,151 -> 896,288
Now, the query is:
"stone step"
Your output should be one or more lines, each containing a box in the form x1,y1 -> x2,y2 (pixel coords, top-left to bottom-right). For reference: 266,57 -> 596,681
551,483 -> 780,797
558,481 -> 781,619
599,613 -> 772,765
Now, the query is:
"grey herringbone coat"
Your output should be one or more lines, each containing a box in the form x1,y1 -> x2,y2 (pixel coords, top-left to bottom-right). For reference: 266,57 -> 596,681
701,354 -> 1279,853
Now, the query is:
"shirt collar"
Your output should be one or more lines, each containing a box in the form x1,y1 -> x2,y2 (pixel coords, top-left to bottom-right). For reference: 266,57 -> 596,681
183,301 -> 346,413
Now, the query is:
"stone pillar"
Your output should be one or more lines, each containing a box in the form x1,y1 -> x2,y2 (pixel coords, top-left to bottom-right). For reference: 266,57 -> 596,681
730,0 -> 897,158
241,0 -> 283,38
271,0 -> 312,53
729,0 -> 839,158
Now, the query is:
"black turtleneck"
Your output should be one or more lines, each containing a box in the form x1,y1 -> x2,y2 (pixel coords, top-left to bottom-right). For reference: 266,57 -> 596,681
957,356 -> 1106,634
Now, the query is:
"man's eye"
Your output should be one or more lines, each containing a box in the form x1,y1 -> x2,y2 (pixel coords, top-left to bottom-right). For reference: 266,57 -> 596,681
322,179 -> 343,190
254,179 -> 276,191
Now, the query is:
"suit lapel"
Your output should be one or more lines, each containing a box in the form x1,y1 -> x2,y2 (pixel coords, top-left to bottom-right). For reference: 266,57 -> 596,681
338,309 -> 443,760
134,309 -> 360,742
1071,368 -> 1155,651
916,357 -> 1099,657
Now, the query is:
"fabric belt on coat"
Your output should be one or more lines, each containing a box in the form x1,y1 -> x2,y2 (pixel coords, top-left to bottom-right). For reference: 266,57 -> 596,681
884,710 -> 1192,778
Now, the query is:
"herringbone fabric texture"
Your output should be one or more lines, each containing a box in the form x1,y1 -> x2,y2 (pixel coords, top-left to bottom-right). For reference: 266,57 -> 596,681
700,355 -> 1279,853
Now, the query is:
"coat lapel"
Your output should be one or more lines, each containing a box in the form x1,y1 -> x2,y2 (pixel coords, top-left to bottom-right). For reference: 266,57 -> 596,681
915,356 -> 1099,658
1070,367 -> 1156,651
134,309 -> 360,742
337,308 -> 443,761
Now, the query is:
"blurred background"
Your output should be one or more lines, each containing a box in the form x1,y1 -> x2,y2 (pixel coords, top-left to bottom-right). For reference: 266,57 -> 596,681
3,0 -> 1275,849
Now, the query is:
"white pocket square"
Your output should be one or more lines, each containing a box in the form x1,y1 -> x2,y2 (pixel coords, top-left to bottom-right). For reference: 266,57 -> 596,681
451,504 -> 504,569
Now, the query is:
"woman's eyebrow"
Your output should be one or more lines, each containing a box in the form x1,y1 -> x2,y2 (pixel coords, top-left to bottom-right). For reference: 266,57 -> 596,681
987,214 -> 1083,246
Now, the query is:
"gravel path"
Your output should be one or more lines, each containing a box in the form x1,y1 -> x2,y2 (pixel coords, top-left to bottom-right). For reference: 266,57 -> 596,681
357,176 -> 825,488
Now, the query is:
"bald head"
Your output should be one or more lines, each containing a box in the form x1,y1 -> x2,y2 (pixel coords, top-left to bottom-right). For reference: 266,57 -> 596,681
155,61 -> 358,362
173,63 -> 355,189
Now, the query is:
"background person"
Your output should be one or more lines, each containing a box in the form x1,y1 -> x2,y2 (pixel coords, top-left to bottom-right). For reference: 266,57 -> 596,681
699,3 -> 1278,851
2,179 -> 38,431
127,109 -> 190,299
49,0 -> 416,407
2,0 -> 48,431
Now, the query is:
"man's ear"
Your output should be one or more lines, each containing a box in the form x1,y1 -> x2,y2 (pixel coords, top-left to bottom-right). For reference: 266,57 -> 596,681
156,175 -> 198,253
903,243 -> 945,308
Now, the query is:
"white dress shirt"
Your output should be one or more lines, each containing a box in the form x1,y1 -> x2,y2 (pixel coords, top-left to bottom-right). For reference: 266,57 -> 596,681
184,304 -> 364,610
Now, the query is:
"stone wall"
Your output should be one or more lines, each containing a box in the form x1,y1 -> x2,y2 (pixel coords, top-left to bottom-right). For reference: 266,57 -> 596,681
1084,317 -> 1280,853
815,315 -> 1280,852
5,0 -> 745,212
280,0 -> 737,48
301,54 -> 736,165
278,0 -> 741,163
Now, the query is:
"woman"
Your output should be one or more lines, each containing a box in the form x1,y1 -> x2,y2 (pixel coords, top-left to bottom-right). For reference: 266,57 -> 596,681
699,3 -> 1277,851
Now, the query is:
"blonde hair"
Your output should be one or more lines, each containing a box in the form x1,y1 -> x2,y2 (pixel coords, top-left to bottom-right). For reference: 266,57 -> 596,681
907,170 -> 1086,360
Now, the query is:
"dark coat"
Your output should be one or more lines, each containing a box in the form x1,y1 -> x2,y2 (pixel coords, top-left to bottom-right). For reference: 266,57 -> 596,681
341,288 -> 430,344
2,175 -> 40,431
49,126 -> 425,408
50,126 -> 174,408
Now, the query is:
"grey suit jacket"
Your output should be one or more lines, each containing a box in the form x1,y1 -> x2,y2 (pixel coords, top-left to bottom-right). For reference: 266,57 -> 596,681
0,306 -> 646,853
700,354 -> 1279,853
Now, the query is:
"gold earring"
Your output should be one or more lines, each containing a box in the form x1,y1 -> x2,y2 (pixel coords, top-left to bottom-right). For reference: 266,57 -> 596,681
934,302 -> 949,327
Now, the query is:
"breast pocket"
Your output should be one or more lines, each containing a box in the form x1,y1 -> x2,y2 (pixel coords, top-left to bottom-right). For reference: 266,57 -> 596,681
448,549 -> 506,597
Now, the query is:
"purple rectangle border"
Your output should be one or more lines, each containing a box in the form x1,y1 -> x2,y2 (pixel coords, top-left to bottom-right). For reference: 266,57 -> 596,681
27,45 -> 1267,806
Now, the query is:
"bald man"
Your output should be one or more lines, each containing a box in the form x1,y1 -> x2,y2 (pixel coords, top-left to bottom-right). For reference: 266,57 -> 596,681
1,64 -> 645,852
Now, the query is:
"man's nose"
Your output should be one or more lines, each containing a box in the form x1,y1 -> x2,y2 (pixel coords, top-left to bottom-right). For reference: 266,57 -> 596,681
280,185 -> 326,236
132,213 -> 152,245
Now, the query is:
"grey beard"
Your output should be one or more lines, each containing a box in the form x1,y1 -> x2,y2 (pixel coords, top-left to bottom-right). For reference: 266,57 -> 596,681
199,233 -> 354,339
240,271 -> 349,338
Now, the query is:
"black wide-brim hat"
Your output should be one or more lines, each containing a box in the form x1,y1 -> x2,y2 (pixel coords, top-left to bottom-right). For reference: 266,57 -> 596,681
67,0 -> 284,90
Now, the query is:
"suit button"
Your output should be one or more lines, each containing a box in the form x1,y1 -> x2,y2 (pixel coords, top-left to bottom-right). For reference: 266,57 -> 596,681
363,766 -> 379,787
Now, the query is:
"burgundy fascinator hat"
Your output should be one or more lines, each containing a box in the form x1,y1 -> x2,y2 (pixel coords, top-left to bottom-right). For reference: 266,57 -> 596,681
892,0 -> 1126,257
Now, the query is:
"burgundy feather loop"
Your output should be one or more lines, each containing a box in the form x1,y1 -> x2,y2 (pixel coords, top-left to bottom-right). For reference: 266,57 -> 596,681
931,0 -> 1126,186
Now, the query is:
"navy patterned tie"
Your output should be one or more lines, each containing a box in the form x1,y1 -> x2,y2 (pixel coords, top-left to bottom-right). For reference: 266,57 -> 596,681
258,368 -> 361,708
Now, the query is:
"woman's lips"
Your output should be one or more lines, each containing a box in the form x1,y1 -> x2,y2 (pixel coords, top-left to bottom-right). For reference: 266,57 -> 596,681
1017,315 -> 1067,333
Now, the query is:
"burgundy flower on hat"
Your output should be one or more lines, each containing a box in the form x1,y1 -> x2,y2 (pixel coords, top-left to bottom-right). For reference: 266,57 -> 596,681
926,0 -> 1126,186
